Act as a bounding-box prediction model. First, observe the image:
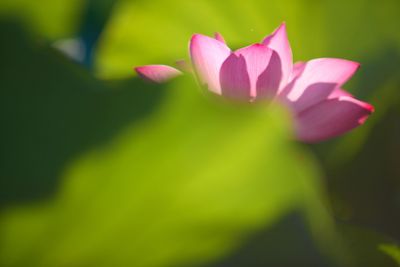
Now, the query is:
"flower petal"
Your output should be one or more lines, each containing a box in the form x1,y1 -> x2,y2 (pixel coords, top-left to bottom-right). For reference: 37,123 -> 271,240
219,53 -> 251,100
295,96 -> 374,143
328,88 -> 353,99
256,51 -> 282,100
290,61 -> 306,81
284,58 -> 360,113
262,23 -> 293,91
234,44 -> 281,99
190,34 -> 231,94
214,32 -> 226,44
135,65 -> 182,83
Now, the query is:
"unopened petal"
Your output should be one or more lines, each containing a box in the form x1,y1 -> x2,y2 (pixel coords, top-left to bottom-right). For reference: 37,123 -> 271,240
262,23 -> 293,91
295,96 -> 374,143
190,34 -> 231,94
284,58 -> 360,113
135,65 -> 182,83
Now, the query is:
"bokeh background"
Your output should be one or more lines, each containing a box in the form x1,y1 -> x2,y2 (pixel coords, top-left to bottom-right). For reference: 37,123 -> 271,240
1,0 -> 400,266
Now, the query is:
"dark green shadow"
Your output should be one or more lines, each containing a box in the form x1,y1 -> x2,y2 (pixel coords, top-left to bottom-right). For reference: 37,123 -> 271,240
0,20 -> 166,208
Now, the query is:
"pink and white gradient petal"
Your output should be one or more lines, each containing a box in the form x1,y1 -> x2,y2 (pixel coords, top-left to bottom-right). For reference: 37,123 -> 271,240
190,34 -> 231,94
295,96 -> 374,143
284,58 -> 360,113
328,88 -> 353,99
234,44 -> 281,99
262,23 -> 293,92
290,61 -> 306,81
135,65 -> 182,83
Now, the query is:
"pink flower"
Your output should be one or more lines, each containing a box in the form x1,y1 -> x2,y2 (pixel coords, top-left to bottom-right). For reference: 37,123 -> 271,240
134,23 -> 374,143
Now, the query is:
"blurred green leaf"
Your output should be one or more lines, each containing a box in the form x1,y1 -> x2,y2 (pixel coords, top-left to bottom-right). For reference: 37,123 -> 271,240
337,225 -> 399,267
0,0 -> 83,38
380,244 -> 400,266
0,69 -> 332,267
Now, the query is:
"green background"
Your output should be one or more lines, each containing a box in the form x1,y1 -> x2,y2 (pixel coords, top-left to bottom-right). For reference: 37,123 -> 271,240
0,0 -> 399,266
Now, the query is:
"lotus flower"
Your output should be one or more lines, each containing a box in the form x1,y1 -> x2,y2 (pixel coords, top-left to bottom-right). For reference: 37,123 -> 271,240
135,23 -> 374,143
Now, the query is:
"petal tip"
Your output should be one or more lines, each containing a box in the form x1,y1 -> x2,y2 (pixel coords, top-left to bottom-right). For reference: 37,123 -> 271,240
368,104 -> 375,113
190,33 -> 224,52
190,33 -> 201,41
338,96 -> 375,114
268,22 -> 288,38
214,32 -> 226,43
345,59 -> 362,70
189,33 -> 204,47
358,104 -> 374,124
338,96 -> 374,125
350,60 -> 361,70
361,101 -> 375,114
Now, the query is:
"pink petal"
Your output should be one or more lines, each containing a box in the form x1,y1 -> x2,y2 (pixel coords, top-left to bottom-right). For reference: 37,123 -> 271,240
290,61 -> 306,80
295,96 -> 374,143
255,51 -> 282,100
233,44 -> 281,100
284,58 -> 360,113
262,23 -> 293,92
214,32 -> 226,44
328,88 -> 353,99
135,65 -> 182,83
190,34 -> 231,94
219,53 -> 251,100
